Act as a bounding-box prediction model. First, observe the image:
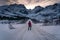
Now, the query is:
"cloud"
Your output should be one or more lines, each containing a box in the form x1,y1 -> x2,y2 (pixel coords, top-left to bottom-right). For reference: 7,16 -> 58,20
0,0 -> 60,9
0,0 -> 60,5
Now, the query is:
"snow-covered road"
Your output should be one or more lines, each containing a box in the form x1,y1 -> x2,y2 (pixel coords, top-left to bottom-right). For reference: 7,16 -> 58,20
0,24 -> 60,40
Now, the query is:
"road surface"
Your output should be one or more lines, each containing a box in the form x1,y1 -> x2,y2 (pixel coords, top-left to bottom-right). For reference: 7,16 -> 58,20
9,24 -> 59,40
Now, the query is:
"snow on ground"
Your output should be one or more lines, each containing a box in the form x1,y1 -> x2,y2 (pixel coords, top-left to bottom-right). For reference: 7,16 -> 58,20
34,23 -> 60,39
0,23 -> 60,40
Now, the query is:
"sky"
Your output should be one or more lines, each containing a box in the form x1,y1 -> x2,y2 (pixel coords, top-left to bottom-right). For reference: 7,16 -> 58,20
0,0 -> 60,9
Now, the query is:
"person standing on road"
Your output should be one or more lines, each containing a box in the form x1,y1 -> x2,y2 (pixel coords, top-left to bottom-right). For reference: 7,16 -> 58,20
28,21 -> 32,30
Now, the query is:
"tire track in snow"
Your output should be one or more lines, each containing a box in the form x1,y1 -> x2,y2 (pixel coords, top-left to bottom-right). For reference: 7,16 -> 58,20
32,26 -> 59,40
22,31 -> 36,40
16,27 -> 27,40
10,24 -> 27,40
9,24 -> 59,40
32,26 -> 48,40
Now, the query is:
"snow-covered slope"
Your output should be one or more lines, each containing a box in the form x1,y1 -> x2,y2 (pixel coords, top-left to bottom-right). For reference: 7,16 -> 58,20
32,6 -> 44,13
0,4 -> 28,18
33,3 -> 60,24
0,3 -> 60,24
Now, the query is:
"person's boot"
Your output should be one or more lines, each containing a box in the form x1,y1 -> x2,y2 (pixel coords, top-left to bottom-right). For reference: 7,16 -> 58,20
30,27 -> 31,30
28,27 -> 29,30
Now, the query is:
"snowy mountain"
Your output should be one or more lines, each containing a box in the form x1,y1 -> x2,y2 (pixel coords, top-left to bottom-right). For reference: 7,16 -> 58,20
32,6 -> 44,13
36,3 -> 60,24
0,3 -> 60,24
24,3 -> 60,24
0,4 -> 29,20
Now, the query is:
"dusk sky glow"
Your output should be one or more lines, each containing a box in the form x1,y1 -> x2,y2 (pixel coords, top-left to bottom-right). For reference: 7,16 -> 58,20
0,0 -> 60,9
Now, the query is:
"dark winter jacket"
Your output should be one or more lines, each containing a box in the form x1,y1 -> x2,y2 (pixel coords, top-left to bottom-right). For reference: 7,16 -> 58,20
28,21 -> 32,27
